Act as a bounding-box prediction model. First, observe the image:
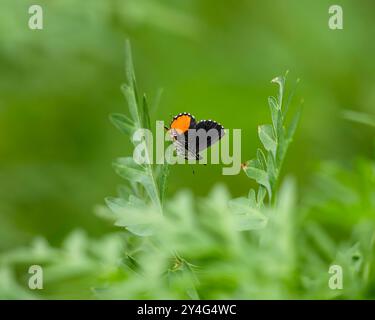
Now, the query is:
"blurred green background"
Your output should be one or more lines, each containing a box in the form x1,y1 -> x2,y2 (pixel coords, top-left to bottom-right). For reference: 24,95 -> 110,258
1,0 -> 375,299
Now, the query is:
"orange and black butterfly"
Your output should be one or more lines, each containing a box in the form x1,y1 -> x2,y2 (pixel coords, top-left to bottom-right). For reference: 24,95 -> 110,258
165,112 -> 225,160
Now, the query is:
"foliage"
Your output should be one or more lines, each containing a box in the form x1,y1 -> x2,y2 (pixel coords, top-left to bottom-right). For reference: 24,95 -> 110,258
229,72 -> 301,232
1,29 -> 375,299
241,72 -> 301,204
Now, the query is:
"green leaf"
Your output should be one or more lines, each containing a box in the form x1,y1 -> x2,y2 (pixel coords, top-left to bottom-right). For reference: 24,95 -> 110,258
117,184 -> 133,200
286,107 -> 301,142
109,113 -> 135,136
229,197 -> 252,214
142,94 -> 151,130
242,73 -> 299,206
268,96 -> 280,135
247,158 -> 262,170
258,124 -> 277,157
271,72 -> 287,109
257,186 -> 267,206
113,157 -> 161,208
284,78 -> 300,117
266,150 -> 277,176
113,157 -> 148,183
157,163 -> 169,205
233,213 -> 268,231
256,148 -> 267,170
151,88 -> 164,114
228,197 -> 268,230
243,161 -> 271,197
268,95 -> 279,111
121,84 -> 141,126
342,110 -> 375,128
125,39 -> 136,90
105,195 -> 146,213
110,42 -> 167,215
248,189 -> 257,206
105,197 -> 156,236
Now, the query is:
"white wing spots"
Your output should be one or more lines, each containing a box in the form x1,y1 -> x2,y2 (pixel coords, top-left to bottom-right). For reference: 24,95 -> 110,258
172,112 -> 195,122
170,113 -> 223,130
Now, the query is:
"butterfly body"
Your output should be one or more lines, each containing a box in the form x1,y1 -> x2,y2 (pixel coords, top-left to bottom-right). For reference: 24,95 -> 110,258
167,112 -> 225,160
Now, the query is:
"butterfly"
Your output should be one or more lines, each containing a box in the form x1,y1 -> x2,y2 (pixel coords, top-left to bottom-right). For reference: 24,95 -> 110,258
165,112 -> 225,160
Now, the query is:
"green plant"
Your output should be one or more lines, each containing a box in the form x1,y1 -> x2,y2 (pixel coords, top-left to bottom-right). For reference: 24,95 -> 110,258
3,43 -> 375,300
241,73 -> 301,204
108,40 -> 169,222
229,72 -> 301,232
342,110 -> 375,128
102,44 -> 304,298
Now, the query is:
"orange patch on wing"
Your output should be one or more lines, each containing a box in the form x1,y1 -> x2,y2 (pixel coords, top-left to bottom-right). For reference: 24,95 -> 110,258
170,115 -> 191,133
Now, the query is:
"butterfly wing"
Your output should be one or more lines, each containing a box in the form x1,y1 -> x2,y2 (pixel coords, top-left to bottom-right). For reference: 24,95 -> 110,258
169,114 -> 224,160
177,119 -> 225,159
194,120 -> 225,152
170,113 -> 200,160
173,136 -> 202,160
170,112 -> 196,133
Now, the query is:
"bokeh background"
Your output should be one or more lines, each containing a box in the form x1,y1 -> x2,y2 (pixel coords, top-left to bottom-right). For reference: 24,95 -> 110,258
1,0 -> 375,299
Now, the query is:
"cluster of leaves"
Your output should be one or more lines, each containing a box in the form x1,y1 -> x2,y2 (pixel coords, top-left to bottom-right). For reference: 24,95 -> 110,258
1,44 -> 374,300
1,161 -> 374,299
99,48 -> 307,298
0,180 -> 301,299
229,72 -> 301,231
108,40 -> 169,223
299,159 -> 375,299
0,230 -> 127,299
242,73 -> 301,204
